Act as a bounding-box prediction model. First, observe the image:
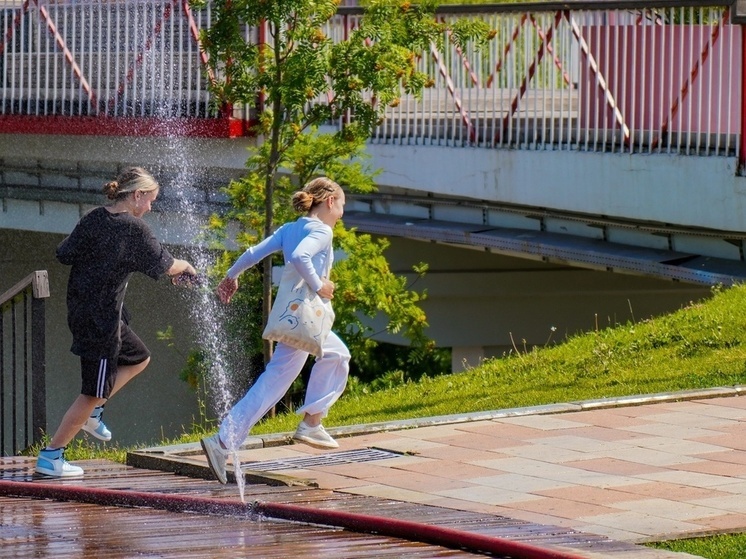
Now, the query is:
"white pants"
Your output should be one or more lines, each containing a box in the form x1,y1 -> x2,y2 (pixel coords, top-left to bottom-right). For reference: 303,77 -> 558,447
219,331 -> 350,449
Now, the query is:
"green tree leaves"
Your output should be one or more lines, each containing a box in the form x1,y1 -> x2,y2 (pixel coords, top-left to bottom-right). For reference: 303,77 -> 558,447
195,0 -> 492,379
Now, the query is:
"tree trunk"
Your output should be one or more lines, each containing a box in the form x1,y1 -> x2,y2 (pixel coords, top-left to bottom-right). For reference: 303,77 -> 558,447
261,22 -> 286,420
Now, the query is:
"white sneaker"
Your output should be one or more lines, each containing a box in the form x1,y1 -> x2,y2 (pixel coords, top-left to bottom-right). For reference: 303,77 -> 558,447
293,421 -> 339,449
200,434 -> 228,484
35,447 -> 84,477
81,406 -> 112,441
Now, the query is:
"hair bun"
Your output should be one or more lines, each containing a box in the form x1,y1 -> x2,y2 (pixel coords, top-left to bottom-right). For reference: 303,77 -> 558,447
102,180 -> 120,199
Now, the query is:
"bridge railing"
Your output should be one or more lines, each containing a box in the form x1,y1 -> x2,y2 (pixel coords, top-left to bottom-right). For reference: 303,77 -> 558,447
1,0 -> 214,118
0,270 -> 48,456
352,1 -> 741,158
0,1 -> 741,159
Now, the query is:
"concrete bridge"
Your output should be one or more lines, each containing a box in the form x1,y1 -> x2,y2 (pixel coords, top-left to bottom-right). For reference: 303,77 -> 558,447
1,0 -> 743,443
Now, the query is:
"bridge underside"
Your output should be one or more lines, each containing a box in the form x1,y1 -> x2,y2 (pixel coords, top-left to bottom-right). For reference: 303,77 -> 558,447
0,155 -> 746,286
4,183 -> 741,287
1,132 -> 744,285
344,211 -> 746,287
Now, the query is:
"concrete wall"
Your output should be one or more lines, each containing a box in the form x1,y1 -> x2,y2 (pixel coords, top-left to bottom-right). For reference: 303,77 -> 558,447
373,238 -> 711,371
0,134 -> 254,175
367,144 -> 746,235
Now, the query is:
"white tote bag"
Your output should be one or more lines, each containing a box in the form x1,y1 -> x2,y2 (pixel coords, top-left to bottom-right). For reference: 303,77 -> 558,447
262,265 -> 334,357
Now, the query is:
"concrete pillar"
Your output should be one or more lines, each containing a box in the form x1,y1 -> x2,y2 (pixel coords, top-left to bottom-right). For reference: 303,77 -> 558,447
452,346 -> 487,372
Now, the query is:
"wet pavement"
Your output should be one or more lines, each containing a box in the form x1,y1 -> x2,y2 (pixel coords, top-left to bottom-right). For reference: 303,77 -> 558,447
1,458 -> 521,559
130,386 -> 746,558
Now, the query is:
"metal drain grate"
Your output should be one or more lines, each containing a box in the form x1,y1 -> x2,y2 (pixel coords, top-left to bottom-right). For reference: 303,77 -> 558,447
242,448 -> 402,472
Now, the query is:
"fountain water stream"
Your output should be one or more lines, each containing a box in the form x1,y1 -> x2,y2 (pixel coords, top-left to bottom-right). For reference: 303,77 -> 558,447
153,120 -> 250,502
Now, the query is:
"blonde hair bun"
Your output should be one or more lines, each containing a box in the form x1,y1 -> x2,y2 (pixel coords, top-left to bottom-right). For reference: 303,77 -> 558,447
292,177 -> 341,213
103,167 -> 159,200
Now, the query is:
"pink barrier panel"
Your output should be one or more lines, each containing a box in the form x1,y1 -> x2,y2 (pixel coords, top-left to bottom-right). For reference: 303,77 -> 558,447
579,24 -> 741,135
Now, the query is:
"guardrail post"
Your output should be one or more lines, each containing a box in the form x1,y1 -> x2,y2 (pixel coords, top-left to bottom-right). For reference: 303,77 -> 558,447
0,270 -> 49,455
740,19 -> 746,173
31,271 -> 49,446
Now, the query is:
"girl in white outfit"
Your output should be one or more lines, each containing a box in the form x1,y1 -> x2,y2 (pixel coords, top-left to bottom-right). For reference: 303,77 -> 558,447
201,177 -> 350,484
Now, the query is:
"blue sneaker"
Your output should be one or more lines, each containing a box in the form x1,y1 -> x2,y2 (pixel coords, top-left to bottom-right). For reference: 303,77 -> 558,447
81,406 -> 112,441
35,447 -> 84,477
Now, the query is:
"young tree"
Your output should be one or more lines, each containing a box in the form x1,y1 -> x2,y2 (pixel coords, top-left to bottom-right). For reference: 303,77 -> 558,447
195,0 -> 492,369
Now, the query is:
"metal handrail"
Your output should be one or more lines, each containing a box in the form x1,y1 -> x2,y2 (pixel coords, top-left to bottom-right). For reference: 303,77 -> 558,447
0,270 -> 49,456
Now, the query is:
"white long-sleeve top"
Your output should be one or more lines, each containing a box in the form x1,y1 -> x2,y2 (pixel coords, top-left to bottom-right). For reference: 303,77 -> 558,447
226,217 -> 333,293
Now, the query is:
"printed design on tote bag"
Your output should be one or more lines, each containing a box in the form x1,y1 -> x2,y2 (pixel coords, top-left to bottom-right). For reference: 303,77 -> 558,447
278,295 -> 327,342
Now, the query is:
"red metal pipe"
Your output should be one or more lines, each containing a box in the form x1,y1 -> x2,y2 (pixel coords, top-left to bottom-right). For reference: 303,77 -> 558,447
486,13 -> 526,89
252,500 -> 589,559
740,21 -> 746,173
179,0 -> 215,83
0,480 -> 588,559
0,479 -> 251,517
529,14 -> 572,86
497,11 -> 563,145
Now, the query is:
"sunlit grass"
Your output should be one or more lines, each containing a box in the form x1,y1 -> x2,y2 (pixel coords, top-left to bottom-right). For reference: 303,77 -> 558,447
251,284 -> 746,435
649,533 -> 746,558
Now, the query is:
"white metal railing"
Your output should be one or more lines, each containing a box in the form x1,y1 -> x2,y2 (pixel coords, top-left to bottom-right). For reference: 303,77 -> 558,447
1,0 -> 213,118
0,1 -> 740,158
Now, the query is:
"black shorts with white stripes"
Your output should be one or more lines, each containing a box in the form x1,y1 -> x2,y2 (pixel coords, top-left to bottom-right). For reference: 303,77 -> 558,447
79,322 -> 150,399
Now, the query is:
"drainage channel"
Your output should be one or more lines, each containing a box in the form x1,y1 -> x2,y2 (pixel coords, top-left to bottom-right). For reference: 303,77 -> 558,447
241,448 -> 402,472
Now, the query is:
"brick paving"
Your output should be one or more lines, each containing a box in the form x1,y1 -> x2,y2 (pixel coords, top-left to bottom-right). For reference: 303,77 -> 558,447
132,387 -> 746,558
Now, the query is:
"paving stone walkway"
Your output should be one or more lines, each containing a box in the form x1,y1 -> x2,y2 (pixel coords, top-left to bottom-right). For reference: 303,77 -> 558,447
133,387 -> 746,558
